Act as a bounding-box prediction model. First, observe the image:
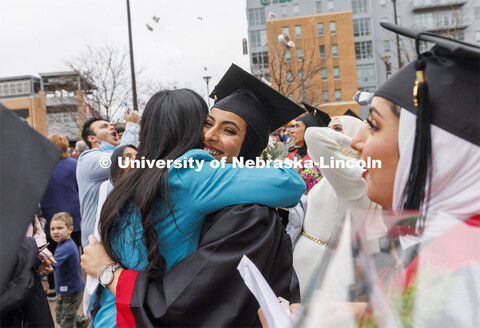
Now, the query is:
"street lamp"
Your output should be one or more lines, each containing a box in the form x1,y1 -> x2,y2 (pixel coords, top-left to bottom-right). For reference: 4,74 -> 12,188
203,76 -> 211,107
126,0 -> 138,111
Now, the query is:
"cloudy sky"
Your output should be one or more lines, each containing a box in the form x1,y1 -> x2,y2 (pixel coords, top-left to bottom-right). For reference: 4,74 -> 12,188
0,0 -> 250,101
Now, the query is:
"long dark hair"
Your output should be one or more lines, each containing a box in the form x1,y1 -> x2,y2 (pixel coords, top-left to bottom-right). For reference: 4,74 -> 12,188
100,89 -> 208,278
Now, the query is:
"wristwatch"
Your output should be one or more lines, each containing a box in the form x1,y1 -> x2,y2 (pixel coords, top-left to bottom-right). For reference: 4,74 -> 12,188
99,263 -> 121,287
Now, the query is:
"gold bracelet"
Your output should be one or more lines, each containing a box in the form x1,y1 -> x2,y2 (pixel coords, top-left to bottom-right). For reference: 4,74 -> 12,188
301,231 -> 328,246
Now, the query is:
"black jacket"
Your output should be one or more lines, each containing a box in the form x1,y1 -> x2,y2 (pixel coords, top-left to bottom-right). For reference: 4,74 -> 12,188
0,237 -> 54,327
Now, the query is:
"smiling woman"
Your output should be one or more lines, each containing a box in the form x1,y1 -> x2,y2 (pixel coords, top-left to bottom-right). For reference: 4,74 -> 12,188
203,107 -> 247,163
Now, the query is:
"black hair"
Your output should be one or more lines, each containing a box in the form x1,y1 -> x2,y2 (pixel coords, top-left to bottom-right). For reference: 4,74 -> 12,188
110,144 -> 138,185
82,117 -> 106,148
100,89 -> 208,278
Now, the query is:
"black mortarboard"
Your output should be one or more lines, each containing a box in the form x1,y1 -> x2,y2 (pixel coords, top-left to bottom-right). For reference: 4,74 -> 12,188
210,64 -> 305,159
0,105 -> 60,288
375,23 -> 480,210
298,102 -> 331,128
343,109 -> 360,120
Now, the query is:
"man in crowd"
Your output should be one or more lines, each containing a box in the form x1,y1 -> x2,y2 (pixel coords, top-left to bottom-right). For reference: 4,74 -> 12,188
76,110 -> 139,247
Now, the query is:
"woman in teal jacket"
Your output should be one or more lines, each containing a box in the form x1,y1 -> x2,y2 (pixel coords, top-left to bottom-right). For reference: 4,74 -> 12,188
91,88 -> 305,327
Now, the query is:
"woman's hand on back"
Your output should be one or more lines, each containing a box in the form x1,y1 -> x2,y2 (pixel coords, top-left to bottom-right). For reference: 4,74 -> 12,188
81,234 -> 113,277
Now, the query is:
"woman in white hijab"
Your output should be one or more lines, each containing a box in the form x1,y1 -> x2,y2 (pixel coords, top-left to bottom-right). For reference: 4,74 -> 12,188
293,115 -> 373,298
349,23 -> 480,326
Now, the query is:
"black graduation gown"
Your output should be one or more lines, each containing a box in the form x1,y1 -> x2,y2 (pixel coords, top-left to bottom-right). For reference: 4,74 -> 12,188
118,204 -> 300,327
0,237 -> 54,327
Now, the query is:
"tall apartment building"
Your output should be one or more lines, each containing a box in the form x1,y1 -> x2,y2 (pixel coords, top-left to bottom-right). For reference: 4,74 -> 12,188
246,0 -> 479,116
265,11 -> 360,115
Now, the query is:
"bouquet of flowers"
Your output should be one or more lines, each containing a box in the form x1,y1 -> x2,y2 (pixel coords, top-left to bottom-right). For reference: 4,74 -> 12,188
296,163 -> 322,194
260,136 -> 288,161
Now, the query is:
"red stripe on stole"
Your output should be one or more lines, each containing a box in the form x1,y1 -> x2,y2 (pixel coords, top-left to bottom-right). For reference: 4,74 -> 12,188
116,270 -> 140,327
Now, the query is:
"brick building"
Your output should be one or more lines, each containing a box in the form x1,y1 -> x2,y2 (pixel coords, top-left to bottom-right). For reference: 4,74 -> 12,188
266,11 -> 359,116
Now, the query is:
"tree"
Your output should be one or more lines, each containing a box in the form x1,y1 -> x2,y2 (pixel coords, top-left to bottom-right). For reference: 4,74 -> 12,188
265,21 -> 330,106
66,43 -> 140,123
268,44 -> 327,105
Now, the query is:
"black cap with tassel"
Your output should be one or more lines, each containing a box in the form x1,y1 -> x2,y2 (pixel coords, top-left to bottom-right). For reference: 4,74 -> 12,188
374,23 -> 480,210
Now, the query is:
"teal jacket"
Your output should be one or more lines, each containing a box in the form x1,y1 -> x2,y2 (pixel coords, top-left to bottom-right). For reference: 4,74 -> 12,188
94,149 -> 305,327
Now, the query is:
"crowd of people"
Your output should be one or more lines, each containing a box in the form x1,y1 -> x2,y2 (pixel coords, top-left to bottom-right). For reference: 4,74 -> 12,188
1,23 -> 479,327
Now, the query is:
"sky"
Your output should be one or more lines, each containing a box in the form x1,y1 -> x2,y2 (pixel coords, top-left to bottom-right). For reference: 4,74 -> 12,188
0,0 -> 250,102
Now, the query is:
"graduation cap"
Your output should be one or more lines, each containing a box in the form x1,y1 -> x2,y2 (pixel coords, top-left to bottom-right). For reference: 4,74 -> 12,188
0,105 -> 60,288
298,102 -> 331,128
210,64 -> 305,159
343,109 -> 360,120
375,22 -> 480,210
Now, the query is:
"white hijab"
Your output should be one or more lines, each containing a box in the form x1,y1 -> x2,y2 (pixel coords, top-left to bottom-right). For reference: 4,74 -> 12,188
393,109 -> 480,216
329,116 -> 365,159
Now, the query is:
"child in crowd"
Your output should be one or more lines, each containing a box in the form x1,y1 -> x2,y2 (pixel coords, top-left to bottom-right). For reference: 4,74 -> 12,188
50,212 -> 90,328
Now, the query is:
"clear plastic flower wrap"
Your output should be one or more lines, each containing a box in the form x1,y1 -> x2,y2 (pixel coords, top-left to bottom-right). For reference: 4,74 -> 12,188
295,209 -> 480,328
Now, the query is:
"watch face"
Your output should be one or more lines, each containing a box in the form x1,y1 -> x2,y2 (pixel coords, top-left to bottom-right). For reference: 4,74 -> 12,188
101,270 -> 113,285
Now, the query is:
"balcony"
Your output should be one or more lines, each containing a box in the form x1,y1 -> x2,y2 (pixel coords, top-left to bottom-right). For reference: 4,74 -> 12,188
411,0 -> 467,11
416,17 -> 471,32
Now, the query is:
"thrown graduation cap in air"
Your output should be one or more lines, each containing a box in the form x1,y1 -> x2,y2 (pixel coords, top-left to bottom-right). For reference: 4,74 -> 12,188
298,102 -> 331,128
0,105 -> 60,288
210,64 -> 305,160
375,22 -> 480,210
343,109 -> 361,120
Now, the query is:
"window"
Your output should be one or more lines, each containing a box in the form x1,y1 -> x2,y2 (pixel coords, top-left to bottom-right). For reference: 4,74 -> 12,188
476,31 -> 480,43
247,8 -> 265,26
251,51 -> 269,69
282,26 -> 290,35
281,5 -> 288,17
335,89 -> 342,101
475,7 -> 480,20
285,49 -> 291,62
332,44 -> 338,57
321,68 -> 328,80
457,32 -> 464,41
319,45 -> 325,58
63,113 -> 71,123
295,25 -> 302,38
381,17 -> 388,23
0,80 -> 32,97
355,41 -> 373,59
301,92 -> 307,102
328,0 -> 334,12
249,30 -> 267,48
287,71 -> 293,84
296,48 -> 303,61
414,12 -> 434,30
330,22 -> 336,35
333,67 -> 340,79
316,1 -> 322,13
351,0 -> 369,14
288,93 -> 294,101
317,23 -> 324,36
380,0 -> 386,6
299,70 -> 305,82
357,64 -> 375,83
384,40 -> 390,52
323,90 -> 330,102
353,18 -> 371,37
397,16 -> 401,25
293,4 -> 299,16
